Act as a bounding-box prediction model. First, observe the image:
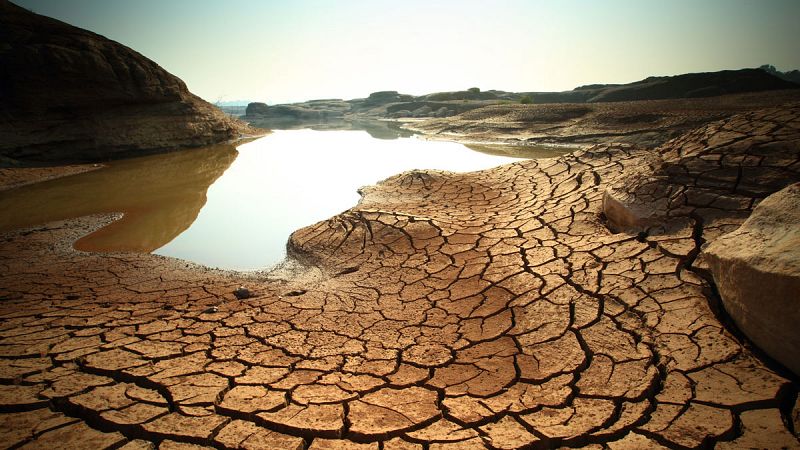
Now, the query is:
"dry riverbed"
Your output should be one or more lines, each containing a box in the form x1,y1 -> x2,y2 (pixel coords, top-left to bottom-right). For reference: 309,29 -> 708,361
0,103 -> 799,449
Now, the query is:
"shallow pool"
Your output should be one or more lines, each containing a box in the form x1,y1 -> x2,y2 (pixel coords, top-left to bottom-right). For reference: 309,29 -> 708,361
0,129 -> 571,270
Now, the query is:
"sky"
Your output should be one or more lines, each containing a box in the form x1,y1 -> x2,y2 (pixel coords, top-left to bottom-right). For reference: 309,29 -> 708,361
15,0 -> 800,104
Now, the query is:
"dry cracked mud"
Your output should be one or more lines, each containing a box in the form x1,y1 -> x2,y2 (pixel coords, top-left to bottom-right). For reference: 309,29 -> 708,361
1,104 -> 799,449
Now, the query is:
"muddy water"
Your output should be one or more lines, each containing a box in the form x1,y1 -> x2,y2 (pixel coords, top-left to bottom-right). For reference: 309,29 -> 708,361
0,144 -> 237,252
0,130 -> 571,270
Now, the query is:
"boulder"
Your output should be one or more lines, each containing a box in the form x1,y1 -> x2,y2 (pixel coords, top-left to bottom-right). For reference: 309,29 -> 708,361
703,183 -> 800,375
0,0 -> 249,162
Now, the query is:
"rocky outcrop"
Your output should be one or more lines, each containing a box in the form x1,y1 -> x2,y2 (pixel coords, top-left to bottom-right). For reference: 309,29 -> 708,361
362,90 -> 414,106
603,103 -> 800,238
244,100 -> 350,129
760,64 -> 800,86
239,70 -> 799,135
0,0 -> 250,163
245,102 -> 270,116
602,103 -> 800,377
703,183 -> 800,375
409,90 -> 800,148
386,101 -> 476,118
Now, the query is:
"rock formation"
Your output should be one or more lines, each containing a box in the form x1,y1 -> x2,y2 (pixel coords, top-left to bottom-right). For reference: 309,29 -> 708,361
245,102 -> 271,116
0,0 -> 251,163
409,90 -> 800,148
0,104 -> 798,448
703,183 -> 800,375
603,103 -> 800,239
240,69 -> 799,133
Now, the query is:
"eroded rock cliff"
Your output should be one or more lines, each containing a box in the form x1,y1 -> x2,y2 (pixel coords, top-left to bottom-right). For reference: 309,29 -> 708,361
0,0 -> 250,162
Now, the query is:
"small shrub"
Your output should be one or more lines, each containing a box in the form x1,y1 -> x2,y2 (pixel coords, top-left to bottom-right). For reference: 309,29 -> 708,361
519,95 -> 533,104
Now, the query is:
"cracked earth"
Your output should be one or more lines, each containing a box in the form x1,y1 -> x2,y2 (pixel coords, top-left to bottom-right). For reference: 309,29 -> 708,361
1,104 -> 799,449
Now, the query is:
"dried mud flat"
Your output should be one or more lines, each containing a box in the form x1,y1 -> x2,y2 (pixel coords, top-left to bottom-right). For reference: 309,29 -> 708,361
1,105 -> 800,449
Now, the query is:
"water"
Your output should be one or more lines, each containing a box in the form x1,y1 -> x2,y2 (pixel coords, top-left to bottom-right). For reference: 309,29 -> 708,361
0,129 -> 570,271
153,130 -> 529,270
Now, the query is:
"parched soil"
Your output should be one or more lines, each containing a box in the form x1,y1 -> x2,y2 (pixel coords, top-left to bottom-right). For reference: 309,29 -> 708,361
0,104 -> 799,449
406,90 -> 800,149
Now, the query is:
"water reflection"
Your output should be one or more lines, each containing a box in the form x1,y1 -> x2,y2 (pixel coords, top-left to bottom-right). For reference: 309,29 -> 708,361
153,130 -> 526,270
0,130 -> 568,271
245,118 -> 415,140
0,144 -> 237,252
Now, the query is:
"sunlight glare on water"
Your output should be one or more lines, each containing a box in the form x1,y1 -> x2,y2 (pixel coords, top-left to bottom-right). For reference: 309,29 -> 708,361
154,130 -> 523,270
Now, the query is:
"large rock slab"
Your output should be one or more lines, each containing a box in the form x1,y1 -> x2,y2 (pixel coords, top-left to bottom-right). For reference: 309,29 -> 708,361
703,183 -> 800,375
0,0 -> 250,162
603,103 -> 800,242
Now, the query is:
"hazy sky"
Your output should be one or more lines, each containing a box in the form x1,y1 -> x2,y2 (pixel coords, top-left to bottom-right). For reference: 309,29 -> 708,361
16,0 -> 800,104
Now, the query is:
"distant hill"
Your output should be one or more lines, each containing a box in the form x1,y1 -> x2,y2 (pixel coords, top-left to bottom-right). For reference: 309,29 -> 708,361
583,68 -> 798,102
523,68 -> 799,104
242,68 -> 800,129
